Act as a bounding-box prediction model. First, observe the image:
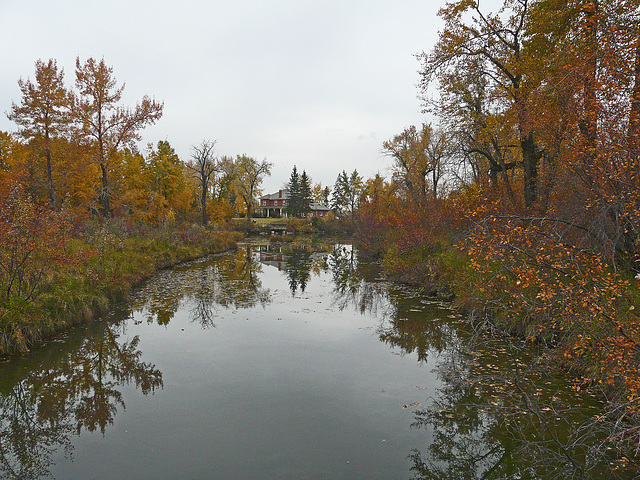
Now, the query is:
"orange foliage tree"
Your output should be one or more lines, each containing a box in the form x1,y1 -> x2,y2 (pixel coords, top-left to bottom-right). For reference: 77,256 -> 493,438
353,0 -> 640,459
417,0 -> 640,435
74,57 -> 163,217
7,59 -> 71,207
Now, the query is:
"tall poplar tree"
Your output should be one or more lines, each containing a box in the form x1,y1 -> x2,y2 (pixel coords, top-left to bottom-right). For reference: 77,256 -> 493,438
188,139 -> 217,226
331,169 -> 364,217
418,0 -> 541,208
235,155 -> 272,220
7,59 -> 71,207
74,57 -> 163,217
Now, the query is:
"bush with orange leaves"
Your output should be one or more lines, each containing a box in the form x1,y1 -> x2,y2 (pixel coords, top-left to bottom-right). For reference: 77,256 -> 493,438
462,200 -> 640,421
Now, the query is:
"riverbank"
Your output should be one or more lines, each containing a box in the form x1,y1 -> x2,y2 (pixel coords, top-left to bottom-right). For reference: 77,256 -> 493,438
0,219 -> 241,357
354,222 -> 640,472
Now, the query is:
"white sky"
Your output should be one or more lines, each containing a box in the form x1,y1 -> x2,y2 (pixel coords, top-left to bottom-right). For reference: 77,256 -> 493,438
0,0 -> 501,194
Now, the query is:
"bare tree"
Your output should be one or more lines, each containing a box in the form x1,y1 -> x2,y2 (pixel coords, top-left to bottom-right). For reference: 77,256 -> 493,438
234,155 -> 272,220
187,140 -> 217,226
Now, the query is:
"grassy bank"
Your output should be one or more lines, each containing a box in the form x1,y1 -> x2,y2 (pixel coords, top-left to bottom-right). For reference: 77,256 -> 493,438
0,219 -> 241,357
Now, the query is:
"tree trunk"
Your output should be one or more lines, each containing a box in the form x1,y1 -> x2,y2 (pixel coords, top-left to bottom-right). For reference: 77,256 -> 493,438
100,163 -> 110,217
521,133 -> 540,208
201,187 -> 207,226
45,148 -> 55,208
245,198 -> 252,221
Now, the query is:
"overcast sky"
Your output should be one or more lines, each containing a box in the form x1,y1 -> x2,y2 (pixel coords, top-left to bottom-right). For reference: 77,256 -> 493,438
0,0 -> 500,194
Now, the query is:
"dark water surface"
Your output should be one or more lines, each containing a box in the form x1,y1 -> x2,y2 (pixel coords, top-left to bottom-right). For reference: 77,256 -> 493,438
0,242 -> 630,479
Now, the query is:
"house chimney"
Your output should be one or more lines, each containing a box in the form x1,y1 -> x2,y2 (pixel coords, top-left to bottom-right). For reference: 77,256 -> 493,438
279,190 -> 283,198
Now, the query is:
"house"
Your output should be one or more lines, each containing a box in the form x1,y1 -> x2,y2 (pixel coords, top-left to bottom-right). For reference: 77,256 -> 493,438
259,189 -> 289,217
307,202 -> 331,219
259,189 -> 331,218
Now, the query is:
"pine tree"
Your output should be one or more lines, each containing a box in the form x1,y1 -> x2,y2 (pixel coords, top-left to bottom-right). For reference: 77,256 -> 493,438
300,170 -> 312,217
331,170 -> 348,215
323,186 -> 331,206
286,165 -> 301,217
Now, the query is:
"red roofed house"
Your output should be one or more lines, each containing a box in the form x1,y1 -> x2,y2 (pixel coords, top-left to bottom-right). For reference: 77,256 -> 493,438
259,189 -> 331,218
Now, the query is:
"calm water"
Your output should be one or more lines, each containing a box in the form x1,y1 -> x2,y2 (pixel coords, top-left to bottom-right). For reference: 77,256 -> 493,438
0,242 -> 631,479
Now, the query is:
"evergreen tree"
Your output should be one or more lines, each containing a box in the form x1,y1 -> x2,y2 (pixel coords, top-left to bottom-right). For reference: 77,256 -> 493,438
286,165 -> 301,217
322,186 -> 331,206
331,170 -> 348,215
299,170 -> 312,216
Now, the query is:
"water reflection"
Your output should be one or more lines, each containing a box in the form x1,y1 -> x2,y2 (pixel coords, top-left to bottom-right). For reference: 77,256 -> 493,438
407,344 -> 524,480
0,321 -> 162,480
377,298 -> 461,364
133,246 -> 271,327
258,243 -> 389,310
378,313 -> 628,480
328,245 -> 391,316
257,243 -> 331,296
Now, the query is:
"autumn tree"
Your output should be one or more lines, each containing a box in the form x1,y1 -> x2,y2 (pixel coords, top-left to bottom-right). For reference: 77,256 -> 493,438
187,139 -> 217,226
331,169 -> 364,218
74,57 -> 163,217
355,174 -> 401,256
383,123 -> 450,208
234,155 -> 272,220
7,59 -> 71,207
383,124 -> 428,208
116,148 -> 150,220
446,1 -> 640,461
418,0 -> 542,208
146,140 -> 191,221
0,185 -> 75,351
208,154 -> 238,221
0,132 -> 24,199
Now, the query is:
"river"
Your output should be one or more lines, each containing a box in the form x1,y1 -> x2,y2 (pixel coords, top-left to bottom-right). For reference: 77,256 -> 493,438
0,242 -> 633,479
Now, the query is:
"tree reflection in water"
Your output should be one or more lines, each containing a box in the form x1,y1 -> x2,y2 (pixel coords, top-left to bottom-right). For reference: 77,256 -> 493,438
266,243 -> 629,478
324,246 -> 627,478
384,318 -> 628,480
328,245 -> 390,315
328,245 -> 458,365
1,244 -> 629,479
283,247 -> 313,295
257,242 -> 332,296
0,321 -> 162,480
132,246 -> 271,328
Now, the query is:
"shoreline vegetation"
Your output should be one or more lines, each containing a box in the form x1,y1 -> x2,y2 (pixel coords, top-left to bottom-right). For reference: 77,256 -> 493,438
0,213 -> 241,357
351,200 -> 640,474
